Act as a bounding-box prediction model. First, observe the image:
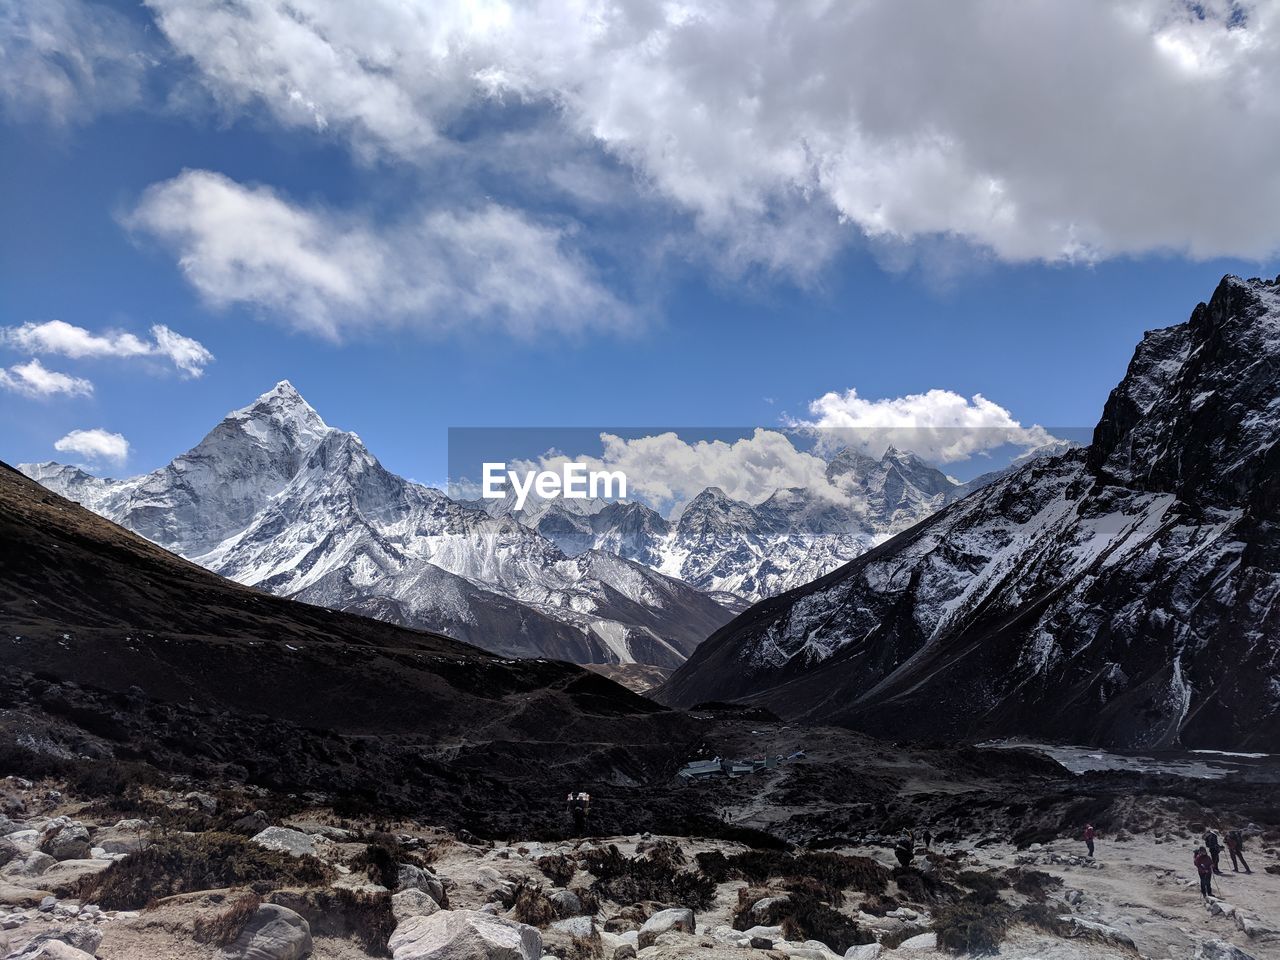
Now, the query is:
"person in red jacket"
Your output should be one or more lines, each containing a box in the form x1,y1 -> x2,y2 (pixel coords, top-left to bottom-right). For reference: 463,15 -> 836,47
1083,823 -> 1096,858
1195,846 -> 1215,900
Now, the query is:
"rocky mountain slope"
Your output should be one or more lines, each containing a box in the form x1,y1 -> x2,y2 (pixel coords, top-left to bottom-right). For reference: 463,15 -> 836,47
661,275 -> 1280,752
20,384 -> 730,668
0,460 -> 699,817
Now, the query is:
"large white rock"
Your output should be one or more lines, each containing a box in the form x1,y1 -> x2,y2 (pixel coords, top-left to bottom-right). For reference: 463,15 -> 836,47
897,932 -> 937,951
389,910 -> 542,960
393,887 -> 442,922
845,945 -> 882,960
550,916 -> 593,938
637,909 -> 695,948
250,827 -> 316,858
399,862 -> 446,905
39,821 -> 91,861
218,903 -> 313,960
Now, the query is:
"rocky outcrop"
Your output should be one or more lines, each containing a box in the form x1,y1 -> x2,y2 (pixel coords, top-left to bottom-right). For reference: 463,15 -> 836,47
388,909 -> 541,960
217,904 -> 312,960
662,276 -> 1280,751
637,907 -> 695,948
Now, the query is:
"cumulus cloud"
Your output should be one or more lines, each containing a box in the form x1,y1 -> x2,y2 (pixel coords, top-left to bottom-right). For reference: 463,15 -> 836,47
126,169 -> 629,339
54,427 -> 129,465
793,388 -> 1059,463
0,0 -> 153,124
516,429 -> 838,515
2,319 -> 213,376
140,0 -> 1280,267
0,358 -> 93,398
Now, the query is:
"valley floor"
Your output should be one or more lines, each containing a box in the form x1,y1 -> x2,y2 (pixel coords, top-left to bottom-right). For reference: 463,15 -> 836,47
2,720 -> 1277,960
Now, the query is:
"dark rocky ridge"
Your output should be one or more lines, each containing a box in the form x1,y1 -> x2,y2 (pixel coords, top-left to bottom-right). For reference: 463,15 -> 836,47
0,462 -> 705,834
660,276 -> 1280,752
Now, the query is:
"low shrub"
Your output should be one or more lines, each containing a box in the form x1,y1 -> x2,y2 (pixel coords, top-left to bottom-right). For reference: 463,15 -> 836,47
537,853 -> 578,887
933,895 -> 1011,955
351,841 -> 403,891
1006,868 -> 1062,903
565,933 -> 603,960
780,895 -> 875,954
279,889 -> 395,957
955,871 -> 1008,900
77,832 -> 332,910
893,866 -> 960,904
696,850 -> 888,897
510,880 -> 558,928
582,845 -> 715,910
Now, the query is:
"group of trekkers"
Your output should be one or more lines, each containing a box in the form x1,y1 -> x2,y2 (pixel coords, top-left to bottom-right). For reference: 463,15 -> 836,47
1195,827 -> 1254,900
1084,822 -> 1255,902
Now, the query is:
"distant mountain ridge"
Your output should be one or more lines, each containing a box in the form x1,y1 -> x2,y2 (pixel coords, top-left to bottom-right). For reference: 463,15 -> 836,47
22,384 -> 1049,668
660,275 -> 1280,752
22,382 -> 729,667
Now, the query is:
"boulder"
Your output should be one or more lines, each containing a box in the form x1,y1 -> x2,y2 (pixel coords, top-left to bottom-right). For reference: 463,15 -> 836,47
232,811 -> 272,835
393,887 -> 443,922
183,791 -> 218,814
1237,915 -> 1278,940
599,931 -> 636,960
0,836 -> 19,869
250,826 -> 317,858
218,903 -> 313,960
897,932 -> 937,951
550,916 -> 593,937
398,863 -> 446,905
39,822 -> 91,861
748,895 -> 788,924
549,888 -> 583,917
13,943 -> 97,960
845,946 -> 882,960
1197,941 -> 1257,960
5,831 -> 40,856
637,908 -> 695,948
388,909 -> 542,960
16,924 -> 103,955
12,851 -> 57,878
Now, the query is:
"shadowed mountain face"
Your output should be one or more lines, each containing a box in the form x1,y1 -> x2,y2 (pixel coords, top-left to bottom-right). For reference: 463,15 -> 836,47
660,275 -> 1280,753
0,462 -> 700,827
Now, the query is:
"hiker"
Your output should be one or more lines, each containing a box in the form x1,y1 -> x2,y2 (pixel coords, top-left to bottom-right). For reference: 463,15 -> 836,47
1225,829 -> 1252,874
922,828 -> 933,851
1203,829 -> 1223,874
1195,846 -> 1215,900
1083,823 -> 1096,858
894,831 -> 915,868
566,791 -> 591,837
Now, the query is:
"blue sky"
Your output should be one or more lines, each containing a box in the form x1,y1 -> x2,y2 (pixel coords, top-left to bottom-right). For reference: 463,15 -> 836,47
3,0 -> 1280,487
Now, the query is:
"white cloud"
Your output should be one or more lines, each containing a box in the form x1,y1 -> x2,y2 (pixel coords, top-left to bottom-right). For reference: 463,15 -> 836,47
140,0 -> 1280,268
521,429 -> 838,514
0,0 -> 153,124
793,388 -> 1059,463
0,359 -> 93,398
54,427 -> 129,465
2,319 -> 213,377
126,169 -> 629,339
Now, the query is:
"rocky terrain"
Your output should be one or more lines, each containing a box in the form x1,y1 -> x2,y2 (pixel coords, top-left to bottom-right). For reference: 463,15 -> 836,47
662,275 -> 1280,752
1,714 -> 1276,960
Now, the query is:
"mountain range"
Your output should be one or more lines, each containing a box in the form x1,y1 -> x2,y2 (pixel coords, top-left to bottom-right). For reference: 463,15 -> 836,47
21,385 -> 1013,669
660,274 -> 1280,752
